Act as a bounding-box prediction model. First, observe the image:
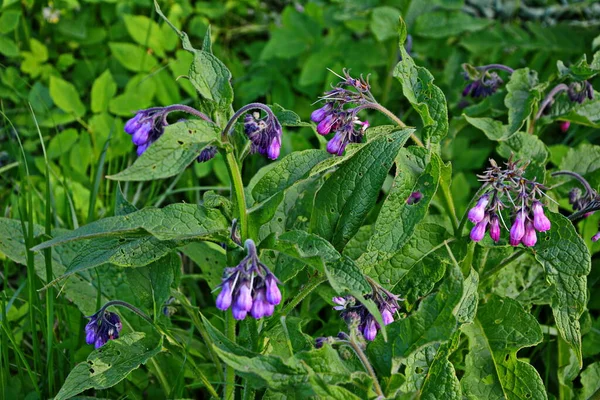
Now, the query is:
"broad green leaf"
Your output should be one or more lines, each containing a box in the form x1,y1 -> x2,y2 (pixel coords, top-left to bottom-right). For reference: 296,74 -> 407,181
394,19 -> 448,146
107,120 -> 220,181
559,143 -> 600,175
461,295 -> 546,400
32,203 -> 228,250
558,98 -> 600,128
557,51 -> 600,81
579,362 -> 600,400
181,241 -> 226,289
49,76 -> 86,117
368,265 -> 464,375
497,132 -> 548,181
311,128 -> 413,251
414,10 -> 493,38
358,153 -> 443,284
262,230 -> 370,295
108,42 -> 158,72
91,69 -> 117,113
0,36 -> 18,57
125,252 -> 180,311
252,149 -> 330,203
0,10 -> 20,34
47,128 -> 79,159
403,336 -> 462,399
187,48 -> 234,108
248,192 -> 285,240
504,68 -> 541,134
123,14 -> 166,57
531,212 -> 591,368
55,333 -> 162,400
370,6 -> 401,42
463,115 -> 513,141
271,103 -> 311,127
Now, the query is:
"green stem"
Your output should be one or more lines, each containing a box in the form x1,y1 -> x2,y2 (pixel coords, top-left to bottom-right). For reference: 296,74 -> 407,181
356,102 -> 423,147
224,313 -> 236,400
223,149 -> 248,241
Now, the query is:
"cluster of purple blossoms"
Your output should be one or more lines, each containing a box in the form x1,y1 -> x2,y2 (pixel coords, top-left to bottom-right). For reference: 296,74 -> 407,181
85,309 -> 122,349
124,108 -> 169,156
468,158 -> 551,247
215,239 -> 282,320
310,69 -> 372,156
333,287 -> 401,341
243,111 -> 282,160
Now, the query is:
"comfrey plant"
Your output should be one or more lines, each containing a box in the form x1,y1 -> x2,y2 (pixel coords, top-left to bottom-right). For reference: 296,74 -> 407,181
467,158 -> 551,247
24,10 -> 599,400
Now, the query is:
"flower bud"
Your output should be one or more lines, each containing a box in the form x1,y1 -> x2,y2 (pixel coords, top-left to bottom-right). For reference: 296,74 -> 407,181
470,214 -> 489,242
489,214 -> 501,242
317,114 -> 336,135
231,304 -> 247,320
124,114 -> 142,135
509,210 -> 526,246
136,143 -> 149,156
250,289 -> 268,319
521,220 -> 537,247
235,281 -> 253,312
406,192 -> 423,205
311,103 -> 333,123
326,133 -> 345,156
132,123 -> 152,146
363,318 -> 377,341
267,136 -> 281,160
216,281 -> 233,311
592,232 -> 600,242
559,121 -> 570,133
468,194 -> 489,223
381,309 -> 394,326
265,274 -> 282,305
531,201 -> 551,232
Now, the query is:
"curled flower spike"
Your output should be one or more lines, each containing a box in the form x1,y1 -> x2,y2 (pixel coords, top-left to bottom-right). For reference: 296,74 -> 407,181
567,81 -> 594,104
334,283 -> 402,341
461,64 -> 513,99
214,239 -> 282,320
85,310 -> 122,349
466,157 -> 551,246
124,104 -> 212,156
197,146 -> 218,163
310,69 -> 375,156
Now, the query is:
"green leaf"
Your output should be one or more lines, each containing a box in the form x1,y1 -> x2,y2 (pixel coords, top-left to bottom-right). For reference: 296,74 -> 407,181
181,241 -> 226,289
414,10 -> 493,38
248,192 -> 285,240
187,48 -> 234,108
0,36 -> 18,57
108,42 -> 158,72
558,98 -> 600,128
370,7 -> 401,42
33,203 -> 228,249
463,115 -> 513,141
461,295 -> 546,400
559,143 -> 600,176
504,68 -> 541,134
394,19 -> 448,146
531,212 -> 591,368
310,128 -> 413,251
252,149 -> 330,203
358,152 -> 443,285
49,76 -> 86,117
55,333 -> 162,400
0,10 -> 20,34
107,120 -> 220,181
91,69 -> 117,113
123,14 -> 166,57
579,362 -> 600,400
557,51 -> 600,81
262,230 -> 370,295
125,252 -> 180,311
47,128 -> 79,159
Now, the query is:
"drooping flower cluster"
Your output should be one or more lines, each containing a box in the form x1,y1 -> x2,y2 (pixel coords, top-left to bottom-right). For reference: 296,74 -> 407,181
333,286 -> 401,341
567,81 -> 594,104
215,239 -> 282,320
85,309 -> 122,349
310,69 -> 371,156
468,158 -> 551,247
123,104 -> 217,162
243,111 -> 282,160
124,108 -> 169,156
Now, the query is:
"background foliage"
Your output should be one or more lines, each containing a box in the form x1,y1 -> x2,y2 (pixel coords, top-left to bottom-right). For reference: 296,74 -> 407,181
1,0 -> 600,399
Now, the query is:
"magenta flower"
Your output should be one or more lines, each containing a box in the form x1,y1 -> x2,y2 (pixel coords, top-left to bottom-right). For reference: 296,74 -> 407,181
489,214 -> 501,242
509,210 -> 526,246
521,220 -> 537,247
470,214 -> 489,242
468,194 -> 490,223
531,201 -> 551,232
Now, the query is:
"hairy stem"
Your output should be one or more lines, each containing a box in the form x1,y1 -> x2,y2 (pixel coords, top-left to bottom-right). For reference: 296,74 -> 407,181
476,64 -> 515,74
224,313 -> 236,400
98,300 -> 154,325
552,170 -> 594,197
223,149 -> 249,241
534,83 -> 569,122
346,339 -> 384,397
